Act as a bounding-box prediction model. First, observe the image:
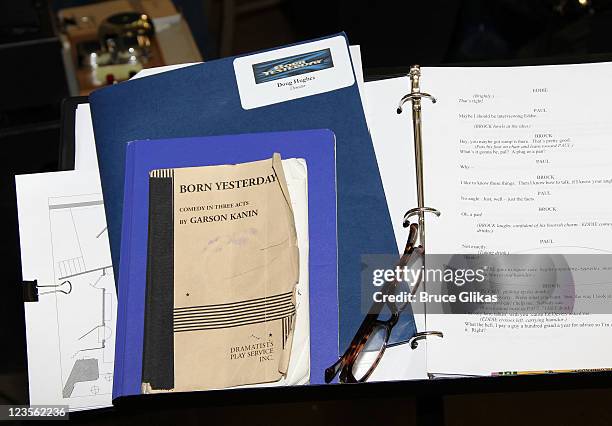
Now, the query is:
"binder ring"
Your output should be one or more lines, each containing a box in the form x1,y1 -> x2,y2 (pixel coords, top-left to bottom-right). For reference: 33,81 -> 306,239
403,207 -> 441,227
409,331 -> 444,349
396,93 -> 437,114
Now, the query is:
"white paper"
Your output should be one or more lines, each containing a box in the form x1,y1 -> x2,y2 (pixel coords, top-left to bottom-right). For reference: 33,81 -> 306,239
16,170 -> 117,411
349,45 -> 366,110
129,62 -> 201,79
74,104 -> 98,171
282,158 -> 311,385
361,77 -> 428,380
417,63 -> 612,375
365,77 -> 418,253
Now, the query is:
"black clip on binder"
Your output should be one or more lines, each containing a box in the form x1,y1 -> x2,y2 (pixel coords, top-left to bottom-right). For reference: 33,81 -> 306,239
22,279 -> 73,302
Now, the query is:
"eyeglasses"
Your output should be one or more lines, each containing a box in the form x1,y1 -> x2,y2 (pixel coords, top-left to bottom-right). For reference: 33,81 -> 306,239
324,209 -> 442,384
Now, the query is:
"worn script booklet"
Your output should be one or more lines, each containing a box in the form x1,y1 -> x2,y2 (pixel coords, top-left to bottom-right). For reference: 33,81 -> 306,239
142,154 -> 300,392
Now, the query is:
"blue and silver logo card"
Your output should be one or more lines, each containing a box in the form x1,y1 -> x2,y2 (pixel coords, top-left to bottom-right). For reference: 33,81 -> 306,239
252,48 -> 334,84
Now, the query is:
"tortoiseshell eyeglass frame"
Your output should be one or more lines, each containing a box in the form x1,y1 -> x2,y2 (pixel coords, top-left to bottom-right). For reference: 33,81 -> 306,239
325,222 -> 424,384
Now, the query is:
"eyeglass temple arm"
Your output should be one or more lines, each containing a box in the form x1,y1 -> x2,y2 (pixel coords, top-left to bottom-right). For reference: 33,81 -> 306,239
402,223 -> 419,254
324,357 -> 344,383
325,302 -> 386,383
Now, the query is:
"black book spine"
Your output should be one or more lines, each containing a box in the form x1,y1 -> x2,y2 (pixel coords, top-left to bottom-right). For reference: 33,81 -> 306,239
141,171 -> 175,390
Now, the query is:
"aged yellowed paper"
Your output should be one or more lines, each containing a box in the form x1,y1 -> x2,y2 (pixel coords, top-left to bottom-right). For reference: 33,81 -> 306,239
144,154 -> 299,392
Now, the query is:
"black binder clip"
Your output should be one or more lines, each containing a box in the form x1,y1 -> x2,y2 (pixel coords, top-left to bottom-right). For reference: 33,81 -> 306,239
23,280 -> 39,302
22,279 -> 73,302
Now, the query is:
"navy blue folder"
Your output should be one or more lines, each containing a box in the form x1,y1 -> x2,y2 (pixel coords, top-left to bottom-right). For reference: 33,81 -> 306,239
115,130 -> 337,397
90,33 -> 399,348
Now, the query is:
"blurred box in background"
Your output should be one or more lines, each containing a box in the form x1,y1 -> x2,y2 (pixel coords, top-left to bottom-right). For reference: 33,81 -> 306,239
58,0 -> 202,95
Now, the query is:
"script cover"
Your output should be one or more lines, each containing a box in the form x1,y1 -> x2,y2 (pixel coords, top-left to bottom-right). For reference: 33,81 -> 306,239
142,154 -> 299,392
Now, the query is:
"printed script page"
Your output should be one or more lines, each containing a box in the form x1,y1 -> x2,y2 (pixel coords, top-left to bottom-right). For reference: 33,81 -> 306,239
421,63 -> 612,375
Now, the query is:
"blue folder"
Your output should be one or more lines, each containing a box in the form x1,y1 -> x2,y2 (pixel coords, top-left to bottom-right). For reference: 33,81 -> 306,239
115,130 -> 337,397
90,33 -> 400,350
